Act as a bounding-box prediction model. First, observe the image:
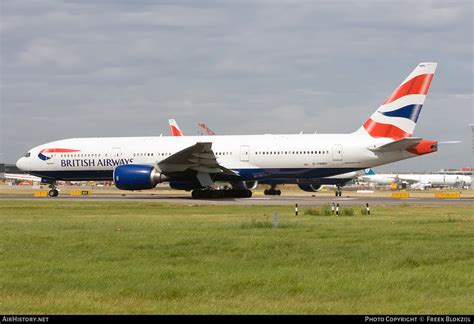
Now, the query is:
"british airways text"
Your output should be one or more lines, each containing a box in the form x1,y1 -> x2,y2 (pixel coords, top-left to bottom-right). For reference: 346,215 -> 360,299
60,158 -> 134,168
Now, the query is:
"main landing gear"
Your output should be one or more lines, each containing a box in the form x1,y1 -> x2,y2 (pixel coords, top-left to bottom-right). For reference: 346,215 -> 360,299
192,189 -> 252,199
335,186 -> 342,197
264,184 -> 281,196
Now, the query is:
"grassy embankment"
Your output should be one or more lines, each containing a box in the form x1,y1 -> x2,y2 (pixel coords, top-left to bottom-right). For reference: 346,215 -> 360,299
0,201 -> 472,314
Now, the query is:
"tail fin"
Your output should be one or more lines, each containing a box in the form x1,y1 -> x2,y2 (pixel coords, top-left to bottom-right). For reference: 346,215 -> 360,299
356,62 -> 437,139
169,119 -> 184,136
198,123 -> 216,135
364,168 -> 375,175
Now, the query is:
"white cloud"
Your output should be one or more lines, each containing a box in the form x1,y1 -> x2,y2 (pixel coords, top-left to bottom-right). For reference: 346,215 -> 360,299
19,40 -> 81,68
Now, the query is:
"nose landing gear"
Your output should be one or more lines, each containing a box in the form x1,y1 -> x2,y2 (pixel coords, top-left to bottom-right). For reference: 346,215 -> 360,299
45,180 -> 59,197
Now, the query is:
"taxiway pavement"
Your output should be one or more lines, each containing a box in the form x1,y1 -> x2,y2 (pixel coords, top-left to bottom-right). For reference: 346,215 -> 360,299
2,193 -> 473,206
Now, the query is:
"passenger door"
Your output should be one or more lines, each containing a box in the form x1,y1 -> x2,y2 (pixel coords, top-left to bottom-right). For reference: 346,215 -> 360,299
332,144 -> 343,161
240,145 -> 250,162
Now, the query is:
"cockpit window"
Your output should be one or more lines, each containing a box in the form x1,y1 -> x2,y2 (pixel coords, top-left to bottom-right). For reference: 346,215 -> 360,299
25,152 -> 31,158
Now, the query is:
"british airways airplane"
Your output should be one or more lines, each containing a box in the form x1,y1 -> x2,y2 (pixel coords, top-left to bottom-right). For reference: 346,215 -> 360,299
16,63 -> 438,198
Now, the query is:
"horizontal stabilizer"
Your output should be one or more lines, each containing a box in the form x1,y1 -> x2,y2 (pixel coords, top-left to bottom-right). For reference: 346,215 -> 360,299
369,137 -> 422,152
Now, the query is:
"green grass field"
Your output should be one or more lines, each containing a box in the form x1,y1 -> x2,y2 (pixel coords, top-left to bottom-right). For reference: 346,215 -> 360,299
0,200 -> 472,314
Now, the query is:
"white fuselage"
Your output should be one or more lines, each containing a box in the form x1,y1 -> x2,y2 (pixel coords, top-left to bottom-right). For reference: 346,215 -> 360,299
16,133 -> 417,183
359,174 -> 396,185
361,173 -> 472,188
397,174 -> 472,187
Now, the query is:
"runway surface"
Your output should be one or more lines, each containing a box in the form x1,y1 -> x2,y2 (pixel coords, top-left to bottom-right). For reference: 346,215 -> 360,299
2,193 -> 473,206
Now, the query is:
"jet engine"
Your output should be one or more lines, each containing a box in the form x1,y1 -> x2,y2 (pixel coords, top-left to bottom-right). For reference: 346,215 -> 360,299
297,183 -> 323,192
114,164 -> 167,190
242,180 -> 258,190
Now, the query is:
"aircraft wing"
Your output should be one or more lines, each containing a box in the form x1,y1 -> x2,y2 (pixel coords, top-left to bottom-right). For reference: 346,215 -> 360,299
4,173 -> 42,182
396,175 -> 422,184
369,137 -> 422,152
158,142 -> 237,176
398,178 -> 420,184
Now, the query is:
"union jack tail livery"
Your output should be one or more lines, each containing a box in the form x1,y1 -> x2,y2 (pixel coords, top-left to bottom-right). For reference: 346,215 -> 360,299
357,62 -> 437,139
168,119 -> 184,136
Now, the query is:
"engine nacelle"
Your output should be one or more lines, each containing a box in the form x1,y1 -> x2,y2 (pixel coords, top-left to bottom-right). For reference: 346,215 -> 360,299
169,180 -> 201,191
242,180 -> 258,190
297,183 -> 323,192
114,164 -> 167,190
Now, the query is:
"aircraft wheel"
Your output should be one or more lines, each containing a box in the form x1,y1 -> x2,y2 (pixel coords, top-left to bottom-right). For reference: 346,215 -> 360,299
48,189 -> 59,197
192,190 -> 203,199
225,190 -> 234,198
210,190 -> 222,198
233,190 -> 248,198
276,190 -> 281,196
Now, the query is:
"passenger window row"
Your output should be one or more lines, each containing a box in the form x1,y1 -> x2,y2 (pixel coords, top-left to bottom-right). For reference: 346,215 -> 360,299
255,150 -> 329,155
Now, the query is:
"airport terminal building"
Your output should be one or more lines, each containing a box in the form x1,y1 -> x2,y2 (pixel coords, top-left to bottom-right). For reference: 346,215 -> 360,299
0,163 -> 26,179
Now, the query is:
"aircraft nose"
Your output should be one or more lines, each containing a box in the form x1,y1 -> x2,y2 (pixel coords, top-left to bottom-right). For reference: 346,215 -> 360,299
16,157 -> 28,171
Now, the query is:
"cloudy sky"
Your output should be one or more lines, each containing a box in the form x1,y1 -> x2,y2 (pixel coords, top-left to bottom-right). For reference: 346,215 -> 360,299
1,0 -> 473,172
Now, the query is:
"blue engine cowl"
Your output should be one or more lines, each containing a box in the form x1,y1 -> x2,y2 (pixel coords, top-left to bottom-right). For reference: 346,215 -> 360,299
297,183 -> 323,192
114,164 -> 167,190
